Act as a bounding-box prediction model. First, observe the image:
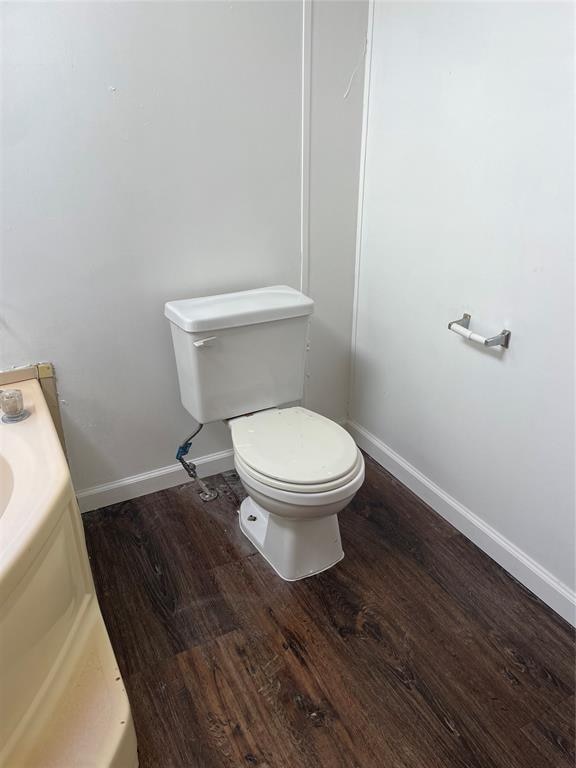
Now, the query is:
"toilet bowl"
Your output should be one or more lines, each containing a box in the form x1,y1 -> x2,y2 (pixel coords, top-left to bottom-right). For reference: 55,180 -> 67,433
229,406 -> 365,581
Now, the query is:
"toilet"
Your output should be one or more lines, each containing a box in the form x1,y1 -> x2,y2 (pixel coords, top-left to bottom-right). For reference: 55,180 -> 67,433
165,285 -> 364,581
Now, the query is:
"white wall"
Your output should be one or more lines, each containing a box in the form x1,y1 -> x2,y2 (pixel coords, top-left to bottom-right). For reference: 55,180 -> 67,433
305,0 -> 368,422
1,1 -> 367,504
350,1 -> 575,621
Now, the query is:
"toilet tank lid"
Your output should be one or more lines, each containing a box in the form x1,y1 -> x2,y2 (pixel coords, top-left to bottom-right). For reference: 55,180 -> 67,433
164,285 -> 314,332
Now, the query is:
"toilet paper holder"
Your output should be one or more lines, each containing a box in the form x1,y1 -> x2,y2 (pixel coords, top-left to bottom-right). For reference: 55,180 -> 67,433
448,313 -> 511,349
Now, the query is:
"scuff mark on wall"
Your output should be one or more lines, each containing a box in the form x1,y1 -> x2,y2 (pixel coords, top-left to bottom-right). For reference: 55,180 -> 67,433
343,38 -> 367,100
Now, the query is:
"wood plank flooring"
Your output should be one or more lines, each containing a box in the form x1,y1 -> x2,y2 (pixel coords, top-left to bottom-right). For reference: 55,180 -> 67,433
82,455 -> 575,768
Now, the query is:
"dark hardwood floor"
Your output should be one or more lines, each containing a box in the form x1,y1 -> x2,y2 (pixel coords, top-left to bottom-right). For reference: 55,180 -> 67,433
82,455 -> 575,768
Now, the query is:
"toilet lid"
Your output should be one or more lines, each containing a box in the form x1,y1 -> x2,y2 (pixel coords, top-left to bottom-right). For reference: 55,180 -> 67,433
229,407 -> 359,485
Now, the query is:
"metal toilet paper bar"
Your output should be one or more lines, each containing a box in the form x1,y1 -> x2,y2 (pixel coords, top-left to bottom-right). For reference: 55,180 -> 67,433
448,313 -> 511,348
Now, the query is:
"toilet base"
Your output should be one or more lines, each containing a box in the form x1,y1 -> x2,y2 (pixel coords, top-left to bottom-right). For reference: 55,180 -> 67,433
239,497 -> 344,581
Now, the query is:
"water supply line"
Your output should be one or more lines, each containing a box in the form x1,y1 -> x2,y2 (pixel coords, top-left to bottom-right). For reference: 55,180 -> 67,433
176,423 -> 218,502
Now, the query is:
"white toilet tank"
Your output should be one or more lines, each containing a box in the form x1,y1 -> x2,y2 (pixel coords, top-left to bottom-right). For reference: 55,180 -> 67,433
165,286 -> 314,423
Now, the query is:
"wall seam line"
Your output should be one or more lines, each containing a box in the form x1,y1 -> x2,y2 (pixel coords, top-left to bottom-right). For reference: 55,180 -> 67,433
348,0 -> 375,420
300,0 -> 312,296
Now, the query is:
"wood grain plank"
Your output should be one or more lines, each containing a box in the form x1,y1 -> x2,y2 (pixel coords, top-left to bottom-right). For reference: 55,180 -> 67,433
126,653 -> 226,768
345,460 -> 575,709
84,492 -> 239,677
521,696 -> 575,768
176,628 -> 373,768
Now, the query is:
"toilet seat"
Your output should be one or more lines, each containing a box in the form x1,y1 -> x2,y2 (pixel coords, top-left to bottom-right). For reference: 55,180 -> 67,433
234,451 -> 364,493
234,452 -> 365,508
229,406 -> 359,485
230,406 -> 365,520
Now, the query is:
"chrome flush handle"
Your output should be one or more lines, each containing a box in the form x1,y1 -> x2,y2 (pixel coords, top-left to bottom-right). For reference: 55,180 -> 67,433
193,336 -> 217,348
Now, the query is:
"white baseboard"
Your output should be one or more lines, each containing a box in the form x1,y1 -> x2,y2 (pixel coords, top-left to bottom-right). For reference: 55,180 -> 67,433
76,449 -> 235,514
347,420 -> 576,627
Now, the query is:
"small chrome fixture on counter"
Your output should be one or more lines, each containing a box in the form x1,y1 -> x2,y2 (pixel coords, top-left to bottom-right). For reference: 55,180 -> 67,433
448,313 -> 511,349
0,388 -> 30,423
